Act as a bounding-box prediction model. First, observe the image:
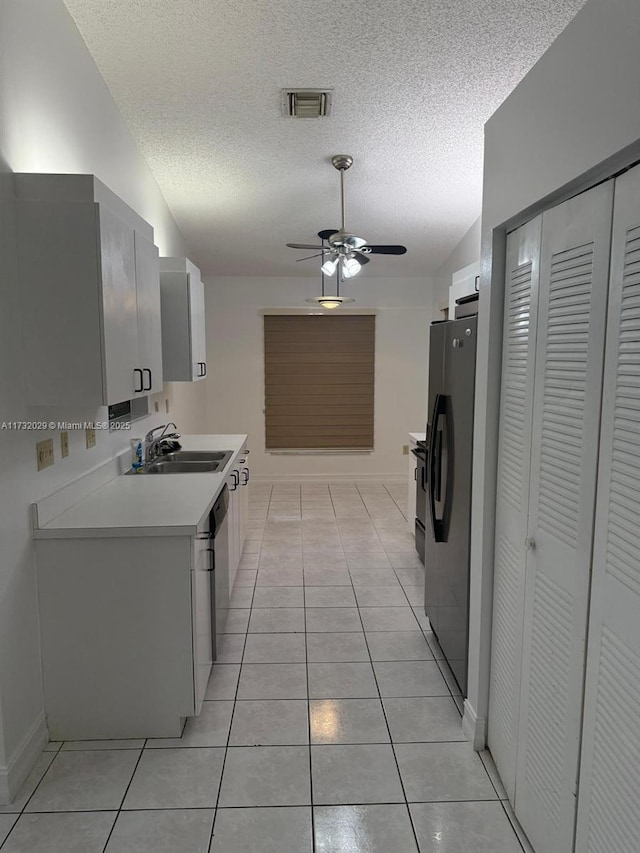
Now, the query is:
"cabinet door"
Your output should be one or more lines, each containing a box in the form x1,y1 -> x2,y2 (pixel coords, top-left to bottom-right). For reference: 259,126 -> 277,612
238,453 -> 249,558
226,468 -> 241,592
488,216 -> 542,801
515,181 -> 613,853
188,271 -> 206,380
134,231 -> 163,395
97,205 -> 139,404
575,165 -> 640,853
191,552 -> 213,715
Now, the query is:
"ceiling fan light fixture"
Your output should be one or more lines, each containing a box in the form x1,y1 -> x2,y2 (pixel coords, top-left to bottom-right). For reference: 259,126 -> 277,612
305,295 -> 356,309
342,256 -> 361,278
321,254 -> 339,276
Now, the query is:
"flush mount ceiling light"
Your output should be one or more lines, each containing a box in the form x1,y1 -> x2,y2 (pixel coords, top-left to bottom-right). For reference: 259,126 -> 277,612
306,239 -> 355,310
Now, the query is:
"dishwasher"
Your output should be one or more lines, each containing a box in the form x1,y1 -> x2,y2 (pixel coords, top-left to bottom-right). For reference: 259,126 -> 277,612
209,485 -> 230,659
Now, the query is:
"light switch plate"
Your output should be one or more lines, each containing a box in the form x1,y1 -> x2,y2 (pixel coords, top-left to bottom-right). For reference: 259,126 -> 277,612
60,431 -> 69,457
85,427 -> 96,449
402,444 -> 409,455
36,438 -> 54,471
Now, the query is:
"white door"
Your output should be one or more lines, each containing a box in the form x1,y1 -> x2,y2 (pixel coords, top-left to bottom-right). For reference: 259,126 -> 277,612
97,206 -> 138,404
488,215 -> 542,800
574,164 -> 640,852
515,181 -> 613,853
134,231 -> 163,395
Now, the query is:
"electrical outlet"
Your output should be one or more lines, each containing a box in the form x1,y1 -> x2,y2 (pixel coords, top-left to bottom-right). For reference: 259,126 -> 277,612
36,438 -> 54,471
60,431 -> 69,458
85,427 -> 96,449
402,444 -> 409,455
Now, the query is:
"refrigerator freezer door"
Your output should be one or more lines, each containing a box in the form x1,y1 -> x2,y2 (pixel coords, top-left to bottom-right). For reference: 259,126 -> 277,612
424,316 -> 477,695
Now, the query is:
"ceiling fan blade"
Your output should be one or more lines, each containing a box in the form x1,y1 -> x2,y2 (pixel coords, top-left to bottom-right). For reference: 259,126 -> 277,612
295,253 -> 324,262
318,229 -> 339,241
286,242 -> 324,250
361,245 -> 407,255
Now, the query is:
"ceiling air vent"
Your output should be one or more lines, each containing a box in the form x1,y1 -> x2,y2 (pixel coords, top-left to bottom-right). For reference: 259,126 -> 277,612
281,89 -> 332,118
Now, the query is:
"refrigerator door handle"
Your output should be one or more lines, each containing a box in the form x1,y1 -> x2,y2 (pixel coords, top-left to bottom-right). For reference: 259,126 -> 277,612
434,429 -> 443,502
428,394 -> 446,542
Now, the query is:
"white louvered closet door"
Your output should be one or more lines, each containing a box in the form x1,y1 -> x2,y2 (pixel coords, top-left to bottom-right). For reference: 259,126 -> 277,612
515,181 -> 614,853
575,164 -> 640,853
488,216 -> 541,801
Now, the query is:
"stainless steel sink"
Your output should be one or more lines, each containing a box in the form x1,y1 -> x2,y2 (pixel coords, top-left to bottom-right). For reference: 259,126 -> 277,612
161,450 -> 233,466
126,449 -> 235,475
127,460 -> 220,475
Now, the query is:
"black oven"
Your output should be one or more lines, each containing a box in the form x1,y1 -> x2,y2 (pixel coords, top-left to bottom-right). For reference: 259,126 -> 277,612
412,440 -> 428,564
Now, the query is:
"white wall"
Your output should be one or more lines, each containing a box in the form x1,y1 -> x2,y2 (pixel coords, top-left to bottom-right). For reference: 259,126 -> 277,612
0,0 -> 206,798
204,276 -> 435,479
431,217 -> 481,315
467,0 -> 640,743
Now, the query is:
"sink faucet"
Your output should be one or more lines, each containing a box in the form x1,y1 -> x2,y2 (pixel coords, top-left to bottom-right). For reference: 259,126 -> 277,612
144,423 -> 181,464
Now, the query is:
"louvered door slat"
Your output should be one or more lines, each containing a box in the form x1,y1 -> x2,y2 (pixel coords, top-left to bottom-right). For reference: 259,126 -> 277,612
488,216 -> 541,800
514,181 -> 614,853
576,164 -> 640,853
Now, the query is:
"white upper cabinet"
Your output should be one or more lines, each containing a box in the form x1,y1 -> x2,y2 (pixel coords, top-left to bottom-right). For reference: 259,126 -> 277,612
134,231 -> 163,396
14,173 -> 163,406
159,257 -> 207,381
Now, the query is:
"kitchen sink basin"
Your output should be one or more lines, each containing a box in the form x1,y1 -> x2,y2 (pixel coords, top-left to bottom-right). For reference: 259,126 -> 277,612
125,450 -> 234,475
161,450 -> 233,466
127,460 -> 221,475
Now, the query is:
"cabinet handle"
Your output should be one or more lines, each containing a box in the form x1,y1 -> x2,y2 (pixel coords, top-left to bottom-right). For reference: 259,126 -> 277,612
229,470 -> 239,491
414,467 -> 417,481
202,362 -> 207,376
133,368 -> 143,393
143,368 -> 152,391
242,468 -> 250,485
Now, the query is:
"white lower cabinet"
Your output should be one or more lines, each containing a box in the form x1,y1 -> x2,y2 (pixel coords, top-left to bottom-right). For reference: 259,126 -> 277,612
192,526 -> 214,715
226,445 -> 249,592
36,526 -> 213,740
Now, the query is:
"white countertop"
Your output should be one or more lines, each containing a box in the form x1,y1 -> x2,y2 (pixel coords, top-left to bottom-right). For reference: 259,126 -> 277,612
409,432 -> 426,443
33,434 -> 248,539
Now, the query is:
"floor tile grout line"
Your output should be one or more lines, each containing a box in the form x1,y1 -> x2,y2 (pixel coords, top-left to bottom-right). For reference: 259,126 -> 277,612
2,795 -> 506,814
206,506 -> 262,851
500,800 -> 529,853
99,741 -> 147,852
383,481 -> 410,523
350,555 -> 424,853
302,558 -> 316,853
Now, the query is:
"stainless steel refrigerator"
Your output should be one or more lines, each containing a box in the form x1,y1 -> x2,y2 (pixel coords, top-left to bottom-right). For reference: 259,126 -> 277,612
424,315 -> 477,696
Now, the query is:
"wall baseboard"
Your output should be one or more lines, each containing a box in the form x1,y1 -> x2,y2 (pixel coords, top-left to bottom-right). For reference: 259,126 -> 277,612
251,474 -> 407,483
0,714 -> 48,805
462,698 -> 487,750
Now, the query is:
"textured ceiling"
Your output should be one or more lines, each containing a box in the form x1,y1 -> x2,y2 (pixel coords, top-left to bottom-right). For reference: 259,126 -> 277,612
63,0 -> 587,277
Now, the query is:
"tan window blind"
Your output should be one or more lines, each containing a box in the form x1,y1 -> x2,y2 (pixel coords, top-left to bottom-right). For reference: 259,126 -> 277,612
264,314 -> 375,450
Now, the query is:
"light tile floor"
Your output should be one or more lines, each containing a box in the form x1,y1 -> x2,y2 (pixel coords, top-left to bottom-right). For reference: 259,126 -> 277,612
0,481 -> 530,853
